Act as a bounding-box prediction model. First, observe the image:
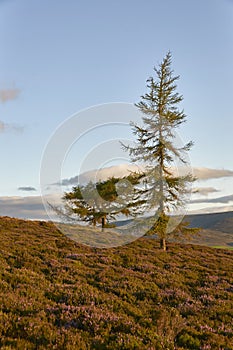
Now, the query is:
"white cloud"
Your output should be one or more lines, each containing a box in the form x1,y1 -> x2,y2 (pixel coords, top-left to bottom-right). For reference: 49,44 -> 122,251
192,187 -> 219,196
60,164 -> 143,186
59,164 -> 233,187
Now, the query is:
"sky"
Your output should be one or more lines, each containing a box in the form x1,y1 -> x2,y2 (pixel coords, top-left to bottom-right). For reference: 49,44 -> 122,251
0,0 -> 233,220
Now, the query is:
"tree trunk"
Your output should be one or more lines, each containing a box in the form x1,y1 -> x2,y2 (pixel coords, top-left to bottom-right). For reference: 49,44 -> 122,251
101,216 -> 106,231
160,238 -> 166,251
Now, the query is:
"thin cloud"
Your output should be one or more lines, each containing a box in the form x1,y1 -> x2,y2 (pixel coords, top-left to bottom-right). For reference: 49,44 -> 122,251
191,194 -> 233,204
192,187 -> 219,196
18,186 -> 37,192
0,88 -> 20,103
0,120 -> 24,133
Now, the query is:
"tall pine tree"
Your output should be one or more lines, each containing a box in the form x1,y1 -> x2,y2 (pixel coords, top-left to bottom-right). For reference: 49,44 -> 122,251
124,52 -> 198,250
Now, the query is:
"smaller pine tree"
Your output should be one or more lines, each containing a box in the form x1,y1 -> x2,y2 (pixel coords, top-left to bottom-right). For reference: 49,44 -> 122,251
51,176 -> 142,229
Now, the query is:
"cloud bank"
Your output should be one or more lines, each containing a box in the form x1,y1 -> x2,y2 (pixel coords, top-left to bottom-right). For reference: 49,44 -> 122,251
1,192 -> 232,221
0,196 -> 47,220
0,194 -> 61,221
191,194 -> 233,204
193,167 -> 233,180
1,166 -> 232,221
189,205 -> 233,215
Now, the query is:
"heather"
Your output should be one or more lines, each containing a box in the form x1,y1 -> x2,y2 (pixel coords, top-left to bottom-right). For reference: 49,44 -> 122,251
0,216 -> 232,349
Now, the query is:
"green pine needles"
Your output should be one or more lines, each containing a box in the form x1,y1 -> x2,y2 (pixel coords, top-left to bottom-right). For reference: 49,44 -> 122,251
124,51 -> 199,250
52,176 -> 142,229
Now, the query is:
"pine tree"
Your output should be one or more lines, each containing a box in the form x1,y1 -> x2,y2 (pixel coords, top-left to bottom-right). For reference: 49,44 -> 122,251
52,176 -> 142,229
124,52 -> 198,250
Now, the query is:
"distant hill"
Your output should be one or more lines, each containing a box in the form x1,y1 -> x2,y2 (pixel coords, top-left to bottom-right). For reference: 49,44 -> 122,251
0,215 -> 232,349
187,210 -> 233,233
186,211 -> 233,248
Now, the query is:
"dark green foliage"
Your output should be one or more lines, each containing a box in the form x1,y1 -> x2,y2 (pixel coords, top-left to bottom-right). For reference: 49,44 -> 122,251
176,333 -> 201,349
0,216 -> 232,349
54,176 -> 141,228
124,52 -> 198,249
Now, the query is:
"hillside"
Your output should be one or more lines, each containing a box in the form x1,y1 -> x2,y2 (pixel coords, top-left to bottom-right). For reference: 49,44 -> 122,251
187,211 -> 233,233
186,211 -> 233,248
0,216 -> 233,349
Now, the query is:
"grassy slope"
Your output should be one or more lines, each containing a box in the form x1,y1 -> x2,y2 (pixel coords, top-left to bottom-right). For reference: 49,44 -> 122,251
0,216 -> 233,349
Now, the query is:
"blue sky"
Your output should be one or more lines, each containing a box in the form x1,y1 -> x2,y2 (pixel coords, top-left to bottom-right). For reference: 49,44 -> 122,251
0,0 -> 233,219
